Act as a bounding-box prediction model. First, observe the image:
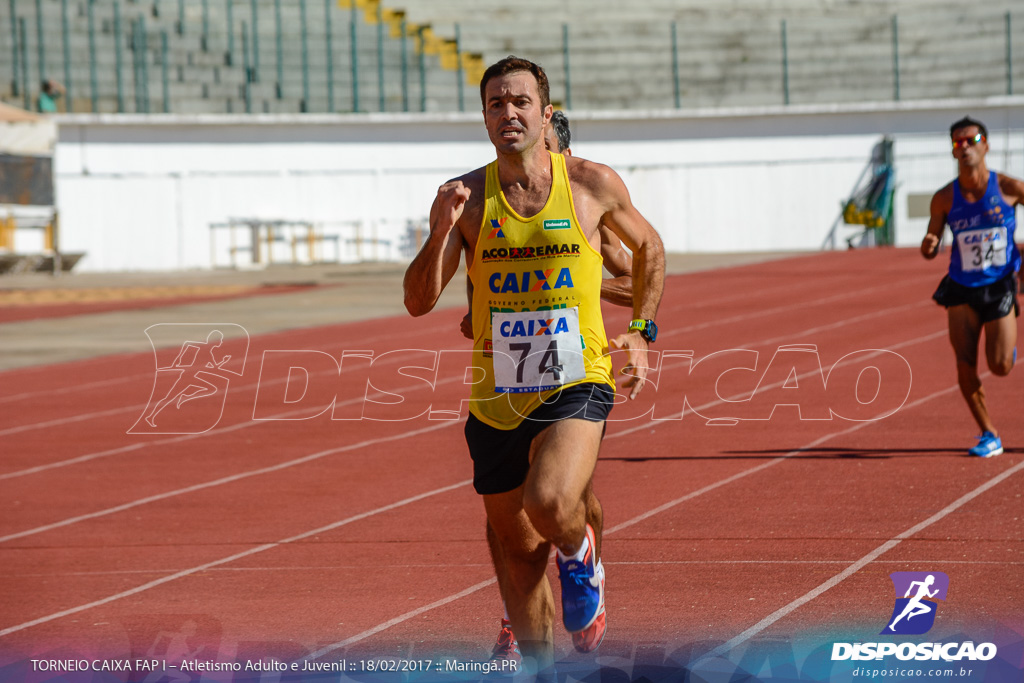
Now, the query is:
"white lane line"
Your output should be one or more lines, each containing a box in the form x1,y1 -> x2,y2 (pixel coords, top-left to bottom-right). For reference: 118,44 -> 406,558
0,321 -> 456,405
12,559 -> 1017,579
696,456 -> 1024,665
605,328 -> 946,442
0,320 -> 461,435
0,266 -> 826,405
0,406 -> 142,437
5,564 -> 498,577
0,421 -> 457,544
1,292 -> 938,480
0,374 -> 142,405
304,375 -> 967,658
0,477 -> 473,638
608,559 -> 1024,566
0,366 -> 459,481
656,274 -> 935,343
0,323 -> 946,542
0,274 -> 931,437
0,275 -> 953,642
305,578 -> 498,660
606,379 -> 961,535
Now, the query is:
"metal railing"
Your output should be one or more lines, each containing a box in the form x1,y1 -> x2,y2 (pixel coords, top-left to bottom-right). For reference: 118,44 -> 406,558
1,2 -> 1019,115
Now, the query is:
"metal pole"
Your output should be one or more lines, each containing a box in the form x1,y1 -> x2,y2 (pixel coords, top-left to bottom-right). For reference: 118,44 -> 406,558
202,0 -> 209,50
114,1 -> 125,112
139,15 -> 150,113
62,0 -> 73,111
177,0 -> 184,35
891,14 -> 900,101
225,0 -> 234,65
35,0 -> 46,83
400,18 -> 408,112
350,3 -> 359,112
88,0 -> 97,111
242,20 -> 251,113
161,30 -> 170,112
348,3 -> 360,111
275,0 -> 283,98
325,0 -> 334,111
8,0 -> 18,96
133,18 -> 141,112
249,0 -> 259,81
671,21 -> 679,108
130,17 -> 138,112
455,23 -> 464,112
300,0 -> 309,111
377,2 -> 385,111
562,23 -> 571,110
19,18 -> 29,110
1007,12 -> 1014,96
418,26 -> 426,112
781,19 -> 790,105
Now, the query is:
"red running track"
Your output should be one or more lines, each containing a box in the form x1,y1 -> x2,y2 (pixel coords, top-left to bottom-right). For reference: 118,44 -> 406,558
0,248 -> 1021,675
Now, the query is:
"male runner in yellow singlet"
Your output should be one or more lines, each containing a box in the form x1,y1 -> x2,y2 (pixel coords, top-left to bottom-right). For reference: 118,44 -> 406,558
461,110 -> 635,661
404,57 -> 665,675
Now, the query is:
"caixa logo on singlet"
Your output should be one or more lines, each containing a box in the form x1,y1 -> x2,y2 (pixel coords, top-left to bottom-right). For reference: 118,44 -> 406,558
488,268 -> 574,293
497,315 -> 572,338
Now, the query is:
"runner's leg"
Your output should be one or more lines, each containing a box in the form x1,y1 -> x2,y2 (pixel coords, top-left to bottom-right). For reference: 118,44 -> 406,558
947,304 -> 994,434
523,419 -> 603,554
484,487 -> 554,673
983,312 -> 1017,377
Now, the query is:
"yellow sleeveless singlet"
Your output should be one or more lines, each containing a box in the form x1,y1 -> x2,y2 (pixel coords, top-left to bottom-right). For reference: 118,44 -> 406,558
467,151 -> 614,430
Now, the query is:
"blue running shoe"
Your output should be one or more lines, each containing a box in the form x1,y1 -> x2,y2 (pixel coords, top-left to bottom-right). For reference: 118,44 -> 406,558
557,524 -> 602,633
968,432 -> 1003,458
572,560 -> 606,653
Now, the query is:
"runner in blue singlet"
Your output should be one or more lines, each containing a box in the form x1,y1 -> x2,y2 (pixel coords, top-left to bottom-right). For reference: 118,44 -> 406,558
922,116 -> 1023,457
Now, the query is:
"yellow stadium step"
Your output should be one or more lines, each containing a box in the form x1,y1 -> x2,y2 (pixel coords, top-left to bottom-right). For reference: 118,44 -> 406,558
337,0 -> 480,88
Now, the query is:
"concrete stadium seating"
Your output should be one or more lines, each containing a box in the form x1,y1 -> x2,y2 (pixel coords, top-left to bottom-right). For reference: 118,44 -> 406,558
1,0 -> 1021,115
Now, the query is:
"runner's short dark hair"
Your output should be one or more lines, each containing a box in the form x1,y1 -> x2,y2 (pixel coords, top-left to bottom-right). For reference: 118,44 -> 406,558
950,116 -> 988,139
550,110 -> 571,152
479,56 -> 551,109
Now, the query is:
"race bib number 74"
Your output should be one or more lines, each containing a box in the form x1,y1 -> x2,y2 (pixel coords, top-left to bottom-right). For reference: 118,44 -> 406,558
491,308 -> 586,393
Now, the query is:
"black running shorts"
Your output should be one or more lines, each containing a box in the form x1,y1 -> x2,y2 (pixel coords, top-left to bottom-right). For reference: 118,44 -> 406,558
464,382 -> 615,496
932,272 -> 1020,323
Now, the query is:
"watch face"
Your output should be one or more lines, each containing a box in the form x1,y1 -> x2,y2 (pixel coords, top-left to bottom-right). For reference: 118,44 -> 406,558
646,320 -> 658,343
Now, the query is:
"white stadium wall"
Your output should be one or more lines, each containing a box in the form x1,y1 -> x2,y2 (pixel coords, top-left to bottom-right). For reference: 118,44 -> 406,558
51,98 -> 1024,272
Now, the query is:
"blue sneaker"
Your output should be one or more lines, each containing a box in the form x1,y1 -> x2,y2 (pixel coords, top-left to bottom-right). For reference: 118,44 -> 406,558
557,524 -> 602,633
571,560 -> 606,652
968,432 -> 1003,458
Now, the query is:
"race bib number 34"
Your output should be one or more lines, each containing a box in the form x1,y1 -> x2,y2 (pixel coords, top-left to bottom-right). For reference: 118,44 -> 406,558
957,226 -> 1008,272
492,308 -> 586,394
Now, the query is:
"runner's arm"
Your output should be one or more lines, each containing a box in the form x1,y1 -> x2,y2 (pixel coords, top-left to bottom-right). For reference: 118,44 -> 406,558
922,188 -> 950,260
404,181 -> 469,316
997,173 -> 1024,207
461,276 -> 474,340
590,165 -> 666,399
596,170 -> 665,325
599,225 -> 633,307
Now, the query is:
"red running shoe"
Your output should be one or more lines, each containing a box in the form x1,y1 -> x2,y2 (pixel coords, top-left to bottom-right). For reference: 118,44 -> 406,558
491,618 -> 522,664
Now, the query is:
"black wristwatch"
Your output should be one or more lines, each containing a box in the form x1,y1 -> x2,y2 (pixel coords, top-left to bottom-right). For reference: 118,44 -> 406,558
628,319 -> 658,343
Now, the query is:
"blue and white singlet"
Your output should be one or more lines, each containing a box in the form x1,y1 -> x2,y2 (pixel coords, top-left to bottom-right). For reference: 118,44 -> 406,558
947,172 -> 1020,287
